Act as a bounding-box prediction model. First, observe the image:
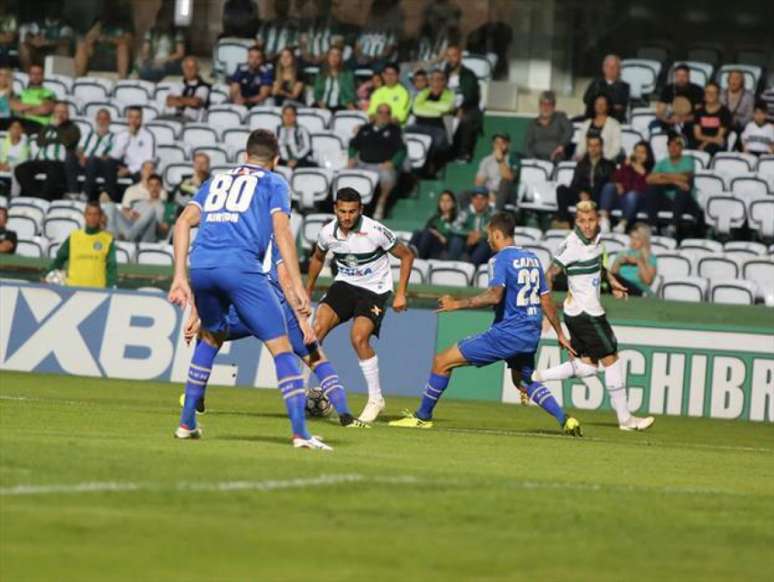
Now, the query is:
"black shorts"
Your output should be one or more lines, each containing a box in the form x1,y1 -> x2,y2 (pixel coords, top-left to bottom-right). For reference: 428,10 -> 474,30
320,281 -> 391,337
564,312 -> 618,359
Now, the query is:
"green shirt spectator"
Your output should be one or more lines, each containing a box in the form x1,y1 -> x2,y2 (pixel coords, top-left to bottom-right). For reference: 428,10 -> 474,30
412,86 -> 455,120
10,64 -> 55,127
610,224 -> 657,297
313,47 -> 356,111
367,64 -> 411,124
448,189 -> 493,266
652,155 -> 694,200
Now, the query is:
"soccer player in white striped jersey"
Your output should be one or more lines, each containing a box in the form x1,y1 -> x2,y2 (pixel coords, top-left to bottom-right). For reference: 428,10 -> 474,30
306,187 -> 415,422
535,200 -> 655,431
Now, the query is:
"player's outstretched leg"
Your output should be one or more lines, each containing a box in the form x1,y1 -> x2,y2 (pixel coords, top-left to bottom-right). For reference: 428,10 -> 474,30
351,317 -> 385,423
602,357 -> 655,432
310,359 -> 369,428
175,337 -> 220,439
521,381 -> 582,437
532,358 -> 597,383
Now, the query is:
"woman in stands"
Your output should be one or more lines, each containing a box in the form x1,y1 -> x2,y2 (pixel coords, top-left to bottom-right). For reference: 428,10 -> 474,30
598,140 -> 655,234
408,190 -> 458,259
313,46 -> 356,112
357,71 -> 383,111
693,81 -> 732,156
575,94 -> 622,162
609,223 -> 658,297
272,48 -> 305,107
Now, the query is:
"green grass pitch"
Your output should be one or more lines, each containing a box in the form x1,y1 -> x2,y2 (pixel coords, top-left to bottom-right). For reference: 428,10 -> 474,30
1,370 -> 773,582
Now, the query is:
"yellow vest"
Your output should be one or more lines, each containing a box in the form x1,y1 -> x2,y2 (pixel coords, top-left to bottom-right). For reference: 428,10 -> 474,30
67,229 -> 113,288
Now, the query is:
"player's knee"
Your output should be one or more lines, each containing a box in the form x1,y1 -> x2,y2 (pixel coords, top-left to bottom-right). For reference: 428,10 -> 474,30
350,330 -> 370,351
200,330 -> 224,348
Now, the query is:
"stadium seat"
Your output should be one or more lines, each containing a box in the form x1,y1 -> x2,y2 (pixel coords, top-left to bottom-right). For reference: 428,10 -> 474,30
206,106 -> 245,135
712,152 -> 756,179
46,207 -> 84,224
8,206 -> 44,233
660,276 -> 709,302
513,226 -> 543,241
157,145 -> 189,173
650,235 -> 677,251
273,165 -> 292,183
291,169 -> 333,209
181,125 -> 219,150
405,133 -> 432,170
310,133 -> 347,170
72,80 -> 110,103
194,146 -> 229,167
717,64 -> 761,91
136,243 -> 174,266
44,217 -> 81,243
428,260 -> 476,287
520,244 -> 551,271
331,111 -> 368,144
682,149 -> 711,170
248,109 -> 282,132
15,236 -> 48,258
680,238 -> 724,253
756,155 -> 774,189
114,241 -> 136,264
723,240 -> 767,256
332,169 -> 379,205
392,263 -> 426,285
47,242 -> 61,258
656,252 -> 692,278
71,116 -> 92,142
300,213 -> 335,248
162,163 -> 192,191
748,199 -> 774,239
553,161 -> 576,187
621,60 -> 659,99
297,110 -> 330,133
697,255 -> 740,280
730,175 -> 770,204
213,39 -> 251,78
43,78 -> 69,100
705,196 -> 746,235
209,85 -> 230,106
630,109 -> 656,138
82,101 -> 121,120
462,54 -> 492,81
222,128 -> 251,152
668,61 -> 713,86
113,84 -> 150,107
146,122 -> 177,146
710,280 -> 757,305
742,259 -> 774,304
621,126 -> 644,157
542,229 -> 569,253
650,133 -> 668,161
474,264 -> 490,287
693,170 -> 726,201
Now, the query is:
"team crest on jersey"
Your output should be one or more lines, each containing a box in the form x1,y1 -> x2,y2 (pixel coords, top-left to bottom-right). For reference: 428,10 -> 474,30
344,254 -> 358,267
93,241 -> 103,251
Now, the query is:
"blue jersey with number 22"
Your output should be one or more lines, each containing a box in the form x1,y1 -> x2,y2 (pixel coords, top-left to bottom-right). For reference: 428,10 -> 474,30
489,246 -> 549,332
189,164 -> 291,271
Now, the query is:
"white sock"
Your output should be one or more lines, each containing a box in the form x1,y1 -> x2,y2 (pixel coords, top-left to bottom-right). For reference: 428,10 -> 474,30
604,360 -> 632,424
358,355 -> 382,401
536,359 -> 596,382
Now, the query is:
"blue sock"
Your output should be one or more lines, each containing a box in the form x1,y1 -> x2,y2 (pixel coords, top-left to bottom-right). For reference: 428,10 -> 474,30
274,352 -> 310,439
314,361 -> 351,417
179,340 -> 218,429
416,373 -> 450,420
524,381 -> 566,426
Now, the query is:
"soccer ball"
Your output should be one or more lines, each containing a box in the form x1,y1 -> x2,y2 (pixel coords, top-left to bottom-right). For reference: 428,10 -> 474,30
45,270 -> 67,286
305,388 -> 332,417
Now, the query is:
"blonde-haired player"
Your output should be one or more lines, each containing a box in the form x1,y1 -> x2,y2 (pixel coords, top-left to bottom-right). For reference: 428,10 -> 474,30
535,201 -> 655,431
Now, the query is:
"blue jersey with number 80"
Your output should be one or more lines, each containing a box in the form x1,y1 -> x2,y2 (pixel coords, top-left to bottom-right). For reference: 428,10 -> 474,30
489,246 -> 549,331
189,164 -> 291,271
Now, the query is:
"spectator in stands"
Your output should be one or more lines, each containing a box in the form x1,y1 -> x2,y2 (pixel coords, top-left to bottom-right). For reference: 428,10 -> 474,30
314,46 -> 356,112
475,134 -> 516,211
229,46 -> 273,108
0,67 -> 12,130
9,64 -> 55,133
272,48 -> 305,107
762,87 -> 774,124
444,45 -> 482,162
18,10 -> 74,70
47,201 -> 116,288
0,119 -> 30,197
555,135 -> 615,227
645,133 -> 703,239
524,91 -> 572,161
165,56 -> 211,122
277,104 -> 314,168
174,152 -> 211,206
15,101 -> 80,200
137,3 -> 185,83
741,101 -> 774,156
653,64 -> 704,136
0,207 -> 17,254
692,82 -> 732,155
448,188 -> 492,266
409,190 -> 457,259
353,0 -> 402,69
104,164 -> 168,243
81,108 -> 115,202
368,63 -> 411,125
73,9 -> 133,79
357,71 -> 383,111
598,140 -> 655,234
106,106 -> 155,202
348,103 -> 406,220
575,94 -> 622,162
407,69 -> 454,173
720,70 -> 754,134
409,69 -> 429,100
609,223 -> 657,297
0,8 -> 18,68
221,0 -> 259,39
582,54 -> 629,123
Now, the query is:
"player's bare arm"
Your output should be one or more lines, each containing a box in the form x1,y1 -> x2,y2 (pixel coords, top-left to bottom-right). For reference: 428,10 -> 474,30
605,269 -> 629,300
168,204 -> 200,308
545,263 -> 561,290
272,211 -> 309,313
277,261 -> 317,344
389,242 -> 414,312
305,244 -> 327,298
540,292 -> 576,356
436,286 -> 505,313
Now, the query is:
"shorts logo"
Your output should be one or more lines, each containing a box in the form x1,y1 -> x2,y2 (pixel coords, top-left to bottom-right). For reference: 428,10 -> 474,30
93,241 -> 103,251
371,305 -> 383,317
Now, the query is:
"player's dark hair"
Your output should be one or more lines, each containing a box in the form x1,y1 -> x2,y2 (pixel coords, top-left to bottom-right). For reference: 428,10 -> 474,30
489,212 -> 515,238
335,187 -> 362,205
246,129 -> 279,161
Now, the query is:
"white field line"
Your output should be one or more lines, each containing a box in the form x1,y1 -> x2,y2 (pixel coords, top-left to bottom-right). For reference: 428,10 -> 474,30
1,474 -> 770,499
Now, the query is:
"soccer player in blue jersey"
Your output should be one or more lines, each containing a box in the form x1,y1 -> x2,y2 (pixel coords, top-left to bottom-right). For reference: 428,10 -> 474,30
179,239 -> 370,429
389,212 -> 582,435
168,129 -> 330,450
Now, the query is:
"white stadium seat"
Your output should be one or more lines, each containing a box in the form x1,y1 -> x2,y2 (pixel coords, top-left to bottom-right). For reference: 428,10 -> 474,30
513,226 -> 543,241
297,110 -> 329,133
621,126 -> 644,157
428,260 -> 476,287
43,78 -> 69,99
213,39 -> 251,78
332,111 -> 368,144
523,244 -> 552,272
15,237 -> 48,258
113,84 -> 150,106
693,170 -> 726,201
756,155 -> 774,189
462,54 -> 492,81
621,60 -> 658,99
332,169 -> 379,205
392,263 -> 427,285
711,152 -> 756,180
656,253 -> 692,279
82,101 -> 120,120
696,255 -> 740,280
223,128 -> 251,152
730,175 -> 770,204
717,64 -> 761,91
163,163 -> 192,191
44,217 -> 81,243
660,276 -> 709,302
137,243 -> 174,266
157,145 -> 189,173
704,196 -> 746,234
114,241 -> 136,264
8,206 -> 44,233
723,241 -> 767,256
194,146 -> 229,167
248,109 -> 282,132
206,106 -> 245,134
630,109 -> 656,138
301,213 -> 335,249
291,168 -> 333,209
474,264 -> 490,287
553,161 -> 576,187
146,122 -> 177,146
682,149 -> 711,170
710,280 -> 757,305
742,259 -> 774,304
650,133 -> 668,161
72,80 -> 110,103
181,125 -> 219,149
748,199 -> 774,239
310,133 -> 347,170
405,133 -> 432,170
668,61 -> 714,86
650,235 -> 677,251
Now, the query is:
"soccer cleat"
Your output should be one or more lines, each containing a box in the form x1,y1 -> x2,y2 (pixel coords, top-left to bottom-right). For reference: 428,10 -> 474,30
519,389 -> 529,406
619,415 -> 655,432
174,425 -> 203,439
179,393 -> 206,415
562,416 -> 583,437
292,435 -> 333,451
388,410 -> 433,429
358,397 -> 385,423
339,413 -> 371,429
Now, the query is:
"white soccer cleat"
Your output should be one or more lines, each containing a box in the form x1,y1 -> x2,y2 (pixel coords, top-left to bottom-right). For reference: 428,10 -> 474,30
531,369 -> 542,383
358,397 -> 385,423
619,415 -> 655,432
174,426 -> 203,439
293,435 -> 333,451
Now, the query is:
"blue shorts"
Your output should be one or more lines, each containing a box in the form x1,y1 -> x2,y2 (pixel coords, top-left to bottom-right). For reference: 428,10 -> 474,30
458,325 -> 541,376
190,268 -> 287,342
224,288 -> 313,358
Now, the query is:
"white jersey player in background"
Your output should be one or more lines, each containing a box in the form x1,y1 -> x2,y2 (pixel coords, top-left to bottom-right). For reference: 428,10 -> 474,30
306,187 -> 415,422
536,200 -> 655,431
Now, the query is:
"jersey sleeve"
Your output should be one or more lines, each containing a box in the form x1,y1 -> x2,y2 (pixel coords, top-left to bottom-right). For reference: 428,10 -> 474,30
375,223 -> 397,251
269,175 -> 291,215
552,239 -> 578,270
488,254 -> 507,287
315,226 -> 330,252
189,178 -> 211,210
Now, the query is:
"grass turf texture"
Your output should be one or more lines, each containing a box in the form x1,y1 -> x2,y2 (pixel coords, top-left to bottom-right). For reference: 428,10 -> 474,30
1,371 -> 773,582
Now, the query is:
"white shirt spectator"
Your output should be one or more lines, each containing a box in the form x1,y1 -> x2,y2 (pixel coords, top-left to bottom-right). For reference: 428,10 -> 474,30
121,181 -> 168,209
277,125 -> 312,162
741,120 -> 774,155
169,77 -> 211,122
575,117 -> 622,161
111,128 -> 156,174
